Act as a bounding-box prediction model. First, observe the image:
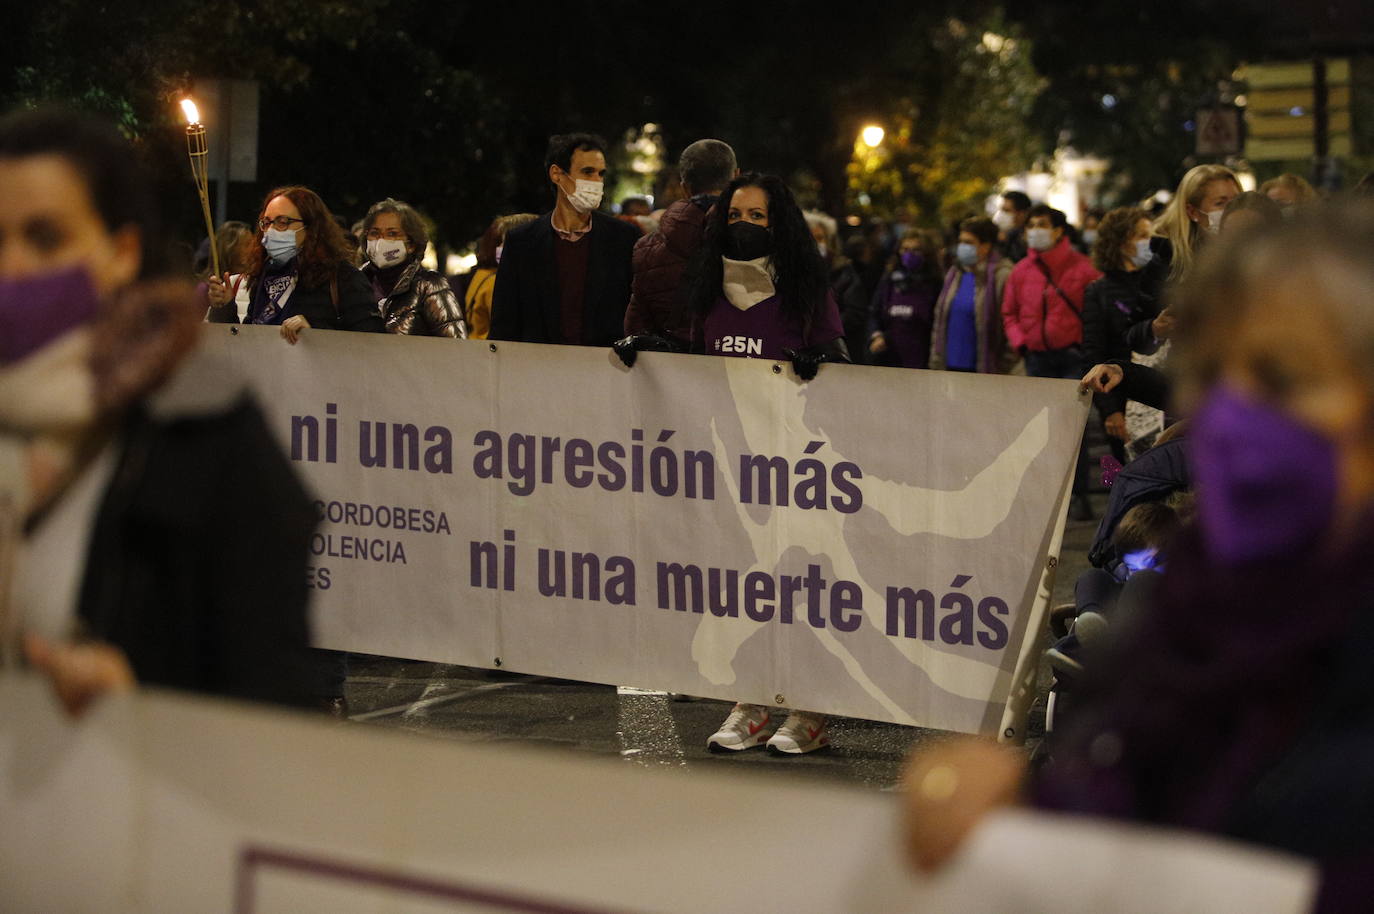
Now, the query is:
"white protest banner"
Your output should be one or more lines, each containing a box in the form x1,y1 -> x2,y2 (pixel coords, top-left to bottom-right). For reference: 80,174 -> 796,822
0,675 -> 1318,914
206,326 -> 1088,737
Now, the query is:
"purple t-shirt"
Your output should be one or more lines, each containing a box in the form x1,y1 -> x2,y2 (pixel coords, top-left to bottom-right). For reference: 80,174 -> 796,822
703,292 -> 843,360
882,283 -> 936,369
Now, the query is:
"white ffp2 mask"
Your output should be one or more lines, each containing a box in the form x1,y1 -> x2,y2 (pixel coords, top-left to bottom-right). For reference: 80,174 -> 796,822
367,238 -> 409,268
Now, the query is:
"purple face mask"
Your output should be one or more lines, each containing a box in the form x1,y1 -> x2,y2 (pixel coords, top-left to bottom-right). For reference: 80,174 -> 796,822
1190,386 -> 1338,564
899,251 -> 923,273
0,267 -> 102,365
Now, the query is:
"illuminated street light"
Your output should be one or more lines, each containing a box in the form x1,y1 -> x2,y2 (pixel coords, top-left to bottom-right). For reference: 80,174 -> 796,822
861,125 -> 885,148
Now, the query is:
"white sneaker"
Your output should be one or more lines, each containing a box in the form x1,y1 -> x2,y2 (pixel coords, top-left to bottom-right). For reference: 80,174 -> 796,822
766,711 -> 829,754
706,703 -> 774,751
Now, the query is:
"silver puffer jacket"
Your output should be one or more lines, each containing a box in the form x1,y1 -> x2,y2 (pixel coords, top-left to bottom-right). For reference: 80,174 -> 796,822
368,261 -> 467,338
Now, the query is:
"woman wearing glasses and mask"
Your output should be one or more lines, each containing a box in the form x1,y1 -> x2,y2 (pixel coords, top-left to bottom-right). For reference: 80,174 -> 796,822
359,197 -> 466,338
207,185 -> 382,342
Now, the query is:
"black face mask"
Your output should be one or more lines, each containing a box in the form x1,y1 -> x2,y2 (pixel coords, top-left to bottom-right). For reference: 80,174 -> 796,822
725,221 -> 773,260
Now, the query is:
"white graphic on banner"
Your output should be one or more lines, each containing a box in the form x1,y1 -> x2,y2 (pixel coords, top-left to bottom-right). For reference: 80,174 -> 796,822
201,327 -> 1086,735
692,366 -> 1048,714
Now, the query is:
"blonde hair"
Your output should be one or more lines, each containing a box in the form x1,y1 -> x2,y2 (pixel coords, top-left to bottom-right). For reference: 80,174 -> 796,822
1172,201 -> 1374,405
1259,172 -> 1317,205
1153,164 -> 1241,282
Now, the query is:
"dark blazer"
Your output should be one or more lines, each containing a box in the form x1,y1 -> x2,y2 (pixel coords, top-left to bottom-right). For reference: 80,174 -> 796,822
77,381 -> 318,707
489,210 -> 641,346
213,260 -> 383,333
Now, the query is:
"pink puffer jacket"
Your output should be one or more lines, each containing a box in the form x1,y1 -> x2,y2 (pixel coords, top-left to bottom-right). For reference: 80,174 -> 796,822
1000,237 -> 1101,353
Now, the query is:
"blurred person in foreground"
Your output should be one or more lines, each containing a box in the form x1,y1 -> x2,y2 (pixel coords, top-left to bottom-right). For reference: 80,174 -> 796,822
1260,172 -> 1318,216
0,108 -> 315,716
1220,191 -> 1284,234
904,202 -> 1374,911
359,197 -> 466,338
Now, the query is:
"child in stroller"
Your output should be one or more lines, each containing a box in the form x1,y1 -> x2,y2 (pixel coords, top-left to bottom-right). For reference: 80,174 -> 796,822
1042,429 -> 1191,736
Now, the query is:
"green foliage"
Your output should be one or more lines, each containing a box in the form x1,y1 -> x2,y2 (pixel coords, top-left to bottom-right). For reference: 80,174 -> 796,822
1006,1 -> 1264,203
2,0 -> 515,248
847,13 -> 1045,224
11,1 -> 1339,251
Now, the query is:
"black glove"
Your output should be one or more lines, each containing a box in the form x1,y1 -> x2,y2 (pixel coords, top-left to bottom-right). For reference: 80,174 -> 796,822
782,339 -> 850,381
612,332 -> 688,367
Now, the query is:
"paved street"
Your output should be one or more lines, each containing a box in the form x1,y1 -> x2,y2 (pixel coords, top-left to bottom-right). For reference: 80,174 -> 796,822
343,467 -> 1106,791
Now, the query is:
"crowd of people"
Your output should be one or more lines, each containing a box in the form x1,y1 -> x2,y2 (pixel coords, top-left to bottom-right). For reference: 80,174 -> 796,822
188,131 -> 1366,534
7,102 -> 1374,908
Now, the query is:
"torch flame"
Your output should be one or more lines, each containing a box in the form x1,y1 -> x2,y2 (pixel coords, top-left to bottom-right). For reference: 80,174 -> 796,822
180,99 -> 200,125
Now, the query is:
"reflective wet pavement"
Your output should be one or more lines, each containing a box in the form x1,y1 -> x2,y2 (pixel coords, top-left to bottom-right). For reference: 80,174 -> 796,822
343,491 -> 1104,791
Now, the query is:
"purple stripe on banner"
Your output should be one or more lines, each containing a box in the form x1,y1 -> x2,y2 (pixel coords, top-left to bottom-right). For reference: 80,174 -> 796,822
234,844 -> 640,914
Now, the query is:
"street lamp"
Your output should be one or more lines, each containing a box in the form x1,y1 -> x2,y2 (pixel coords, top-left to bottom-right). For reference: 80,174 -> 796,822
861,124 -> 885,148
180,98 -> 220,277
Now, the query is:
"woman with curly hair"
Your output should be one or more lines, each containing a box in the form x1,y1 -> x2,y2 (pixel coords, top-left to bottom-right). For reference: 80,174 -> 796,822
207,184 -> 382,342
686,172 -> 847,381
1080,206 -> 1163,452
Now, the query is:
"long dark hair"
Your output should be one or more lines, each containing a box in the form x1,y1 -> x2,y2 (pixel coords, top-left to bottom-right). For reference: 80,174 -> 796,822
687,173 -> 828,335
243,185 -> 354,289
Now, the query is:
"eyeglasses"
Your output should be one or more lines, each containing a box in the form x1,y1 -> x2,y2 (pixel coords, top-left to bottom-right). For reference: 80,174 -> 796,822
259,216 -> 307,231
365,229 -> 409,241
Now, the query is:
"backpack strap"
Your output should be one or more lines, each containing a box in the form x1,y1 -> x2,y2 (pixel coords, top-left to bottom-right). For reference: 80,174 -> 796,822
1034,258 -> 1081,317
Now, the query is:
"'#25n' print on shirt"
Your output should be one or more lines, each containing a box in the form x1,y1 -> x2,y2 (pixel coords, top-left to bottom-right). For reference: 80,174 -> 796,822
716,335 -> 764,356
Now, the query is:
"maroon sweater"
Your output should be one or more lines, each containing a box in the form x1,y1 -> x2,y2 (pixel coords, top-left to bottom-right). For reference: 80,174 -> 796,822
553,235 -> 590,344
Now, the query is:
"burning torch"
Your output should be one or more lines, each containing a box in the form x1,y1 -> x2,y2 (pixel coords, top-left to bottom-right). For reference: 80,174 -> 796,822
180,98 -> 220,277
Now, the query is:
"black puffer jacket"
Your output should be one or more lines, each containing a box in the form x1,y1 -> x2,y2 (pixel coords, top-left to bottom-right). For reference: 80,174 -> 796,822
77,348 -> 318,707
1081,269 -> 1162,416
365,260 -> 467,338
